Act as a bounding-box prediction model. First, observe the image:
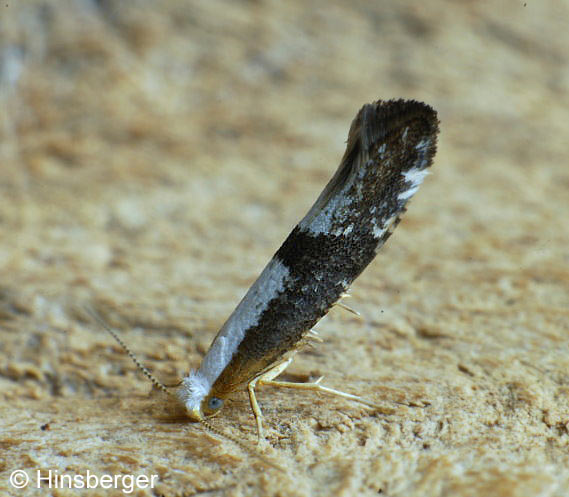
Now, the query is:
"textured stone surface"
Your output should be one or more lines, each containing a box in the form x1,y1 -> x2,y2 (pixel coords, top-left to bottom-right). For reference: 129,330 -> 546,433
1,1 -> 568,496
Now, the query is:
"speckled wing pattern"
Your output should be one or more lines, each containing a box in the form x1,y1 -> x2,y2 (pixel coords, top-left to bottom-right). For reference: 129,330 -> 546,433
208,99 -> 439,398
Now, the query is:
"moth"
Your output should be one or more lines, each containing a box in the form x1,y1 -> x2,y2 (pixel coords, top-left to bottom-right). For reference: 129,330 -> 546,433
177,99 -> 440,438
94,99 -> 439,446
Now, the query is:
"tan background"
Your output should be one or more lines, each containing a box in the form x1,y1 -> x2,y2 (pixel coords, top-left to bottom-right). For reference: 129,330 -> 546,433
1,1 -> 568,496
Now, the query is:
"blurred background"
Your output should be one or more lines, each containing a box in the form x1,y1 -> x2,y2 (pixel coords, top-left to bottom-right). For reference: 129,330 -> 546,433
1,0 -> 566,322
1,1 -> 568,496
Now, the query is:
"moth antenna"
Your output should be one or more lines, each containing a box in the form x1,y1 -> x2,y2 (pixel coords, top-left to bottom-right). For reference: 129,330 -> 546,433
84,306 -> 170,395
87,307 -> 282,470
198,418 -> 284,472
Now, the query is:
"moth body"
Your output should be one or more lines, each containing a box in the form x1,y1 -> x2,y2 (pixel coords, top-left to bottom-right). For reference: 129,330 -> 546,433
178,99 -> 440,422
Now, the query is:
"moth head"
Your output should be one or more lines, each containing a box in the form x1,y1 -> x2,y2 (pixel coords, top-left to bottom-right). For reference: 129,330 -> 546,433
185,394 -> 224,420
179,371 -> 226,420
202,394 -> 225,417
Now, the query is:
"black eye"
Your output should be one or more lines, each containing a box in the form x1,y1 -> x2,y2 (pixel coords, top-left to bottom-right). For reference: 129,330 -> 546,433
208,397 -> 223,410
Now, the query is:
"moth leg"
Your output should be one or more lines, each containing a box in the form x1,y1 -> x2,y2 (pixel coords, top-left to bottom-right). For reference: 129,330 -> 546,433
331,292 -> 361,317
248,357 -> 294,444
260,377 -> 395,414
247,377 -> 265,444
333,301 -> 361,317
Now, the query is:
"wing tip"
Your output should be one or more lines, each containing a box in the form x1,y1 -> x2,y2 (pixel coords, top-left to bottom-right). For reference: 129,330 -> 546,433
353,98 -> 439,154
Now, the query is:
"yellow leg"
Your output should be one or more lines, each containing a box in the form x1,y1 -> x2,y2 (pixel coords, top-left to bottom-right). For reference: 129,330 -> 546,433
333,301 -> 361,316
247,357 -> 294,444
332,292 -> 361,317
259,377 -> 394,414
248,355 -> 397,442
247,377 -> 265,444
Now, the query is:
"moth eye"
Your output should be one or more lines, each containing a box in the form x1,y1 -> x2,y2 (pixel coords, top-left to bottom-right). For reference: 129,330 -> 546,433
207,396 -> 223,411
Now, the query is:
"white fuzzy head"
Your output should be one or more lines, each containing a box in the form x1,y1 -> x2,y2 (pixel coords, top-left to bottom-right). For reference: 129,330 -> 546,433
178,370 -> 210,417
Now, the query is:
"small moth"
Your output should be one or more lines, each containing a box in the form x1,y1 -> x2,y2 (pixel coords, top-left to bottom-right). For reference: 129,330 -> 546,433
176,99 -> 439,436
